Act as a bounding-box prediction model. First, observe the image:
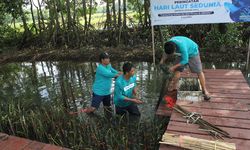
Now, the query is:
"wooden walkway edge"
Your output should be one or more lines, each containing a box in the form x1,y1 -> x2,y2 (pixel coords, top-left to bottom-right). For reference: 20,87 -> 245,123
0,133 -> 70,150
156,69 -> 250,150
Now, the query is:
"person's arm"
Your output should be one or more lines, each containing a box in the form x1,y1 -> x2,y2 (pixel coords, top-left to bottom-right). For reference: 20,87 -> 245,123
110,65 -> 118,74
169,63 -> 182,72
110,66 -> 123,77
160,52 -> 168,64
97,65 -> 119,78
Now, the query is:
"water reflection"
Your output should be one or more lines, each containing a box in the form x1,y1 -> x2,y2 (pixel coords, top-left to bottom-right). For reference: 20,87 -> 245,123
0,61 -> 249,119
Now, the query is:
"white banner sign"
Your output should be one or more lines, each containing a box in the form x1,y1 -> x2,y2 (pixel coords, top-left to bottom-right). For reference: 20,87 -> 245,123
150,0 -> 250,25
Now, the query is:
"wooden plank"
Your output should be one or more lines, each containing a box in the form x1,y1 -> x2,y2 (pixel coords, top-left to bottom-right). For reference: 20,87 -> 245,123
206,78 -> 247,83
167,121 -> 250,140
207,85 -> 250,90
207,82 -> 250,87
210,93 -> 250,99
0,136 -> 31,150
170,113 -> 250,129
160,69 -> 250,150
209,97 -> 250,105
41,144 -> 63,150
23,141 -> 46,150
177,101 -> 248,111
156,103 -> 172,116
171,106 -> 250,119
208,89 -> 250,95
0,133 -> 69,150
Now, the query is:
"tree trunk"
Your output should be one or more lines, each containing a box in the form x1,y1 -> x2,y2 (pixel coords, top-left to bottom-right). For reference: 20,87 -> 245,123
88,0 -> 93,29
106,0 -> 111,30
18,1 -> 30,49
82,0 -> 88,32
136,0 -> 142,26
30,0 -> 38,34
58,0 -> 66,30
73,0 -> 76,26
123,0 -> 126,28
118,0 -> 122,28
66,0 -> 72,30
144,0 -> 150,27
33,1 -> 42,33
37,0 -> 45,30
112,0 -> 116,28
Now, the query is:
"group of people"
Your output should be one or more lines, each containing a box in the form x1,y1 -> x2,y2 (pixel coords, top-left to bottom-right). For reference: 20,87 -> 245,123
80,36 -> 211,118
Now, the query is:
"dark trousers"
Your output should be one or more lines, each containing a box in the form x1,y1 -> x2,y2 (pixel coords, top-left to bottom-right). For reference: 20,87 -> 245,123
116,104 -> 140,116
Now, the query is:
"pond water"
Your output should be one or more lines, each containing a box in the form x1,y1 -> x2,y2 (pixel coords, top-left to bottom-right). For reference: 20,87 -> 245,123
0,61 -> 249,119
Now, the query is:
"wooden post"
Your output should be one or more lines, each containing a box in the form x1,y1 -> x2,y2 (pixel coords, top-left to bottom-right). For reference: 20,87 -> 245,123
246,37 -> 250,71
152,25 -> 156,66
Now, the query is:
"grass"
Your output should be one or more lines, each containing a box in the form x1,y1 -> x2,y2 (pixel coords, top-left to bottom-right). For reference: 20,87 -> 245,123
0,100 -> 168,149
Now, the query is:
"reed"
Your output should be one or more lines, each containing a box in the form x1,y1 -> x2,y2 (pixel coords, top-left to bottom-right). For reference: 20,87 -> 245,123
0,102 -> 168,149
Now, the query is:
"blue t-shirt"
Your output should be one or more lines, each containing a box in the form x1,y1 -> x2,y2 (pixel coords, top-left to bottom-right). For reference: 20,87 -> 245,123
92,64 -> 118,96
114,75 -> 137,107
169,36 -> 199,65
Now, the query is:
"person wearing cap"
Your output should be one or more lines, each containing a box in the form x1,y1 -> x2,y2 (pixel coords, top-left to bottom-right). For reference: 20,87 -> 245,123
82,52 -> 122,115
160,36 -> 211,101
114,62 -> 143,118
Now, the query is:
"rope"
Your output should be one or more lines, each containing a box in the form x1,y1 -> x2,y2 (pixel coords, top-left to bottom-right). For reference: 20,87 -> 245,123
184,112 -> 202,124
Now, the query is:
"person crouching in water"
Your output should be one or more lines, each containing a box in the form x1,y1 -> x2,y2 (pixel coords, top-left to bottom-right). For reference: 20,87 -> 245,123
114,62 -> 143,121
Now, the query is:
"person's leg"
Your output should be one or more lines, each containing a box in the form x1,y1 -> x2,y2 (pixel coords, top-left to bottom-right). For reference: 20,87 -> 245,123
189,55 -> 211,100
127,104 -> 141,125
115,106 -> 128,116
83,93 -> 103,113
127,104 -> 140,116
103,95 -> 112,120
197,72 -> 210,95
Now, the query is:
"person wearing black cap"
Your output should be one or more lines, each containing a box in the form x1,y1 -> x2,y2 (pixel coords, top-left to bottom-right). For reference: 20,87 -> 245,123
81,52 -> 122,115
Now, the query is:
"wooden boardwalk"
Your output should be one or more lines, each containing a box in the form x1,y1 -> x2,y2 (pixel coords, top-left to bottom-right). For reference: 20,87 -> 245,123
156,69 -> 250,150
0,133 -> 70,150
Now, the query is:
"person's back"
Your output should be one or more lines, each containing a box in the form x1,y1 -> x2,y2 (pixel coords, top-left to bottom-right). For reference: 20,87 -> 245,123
169,36 -> 199,59
93,64 -> 116,96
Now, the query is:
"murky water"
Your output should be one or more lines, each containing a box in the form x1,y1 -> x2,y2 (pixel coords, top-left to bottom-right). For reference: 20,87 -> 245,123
0,61 -> 249,120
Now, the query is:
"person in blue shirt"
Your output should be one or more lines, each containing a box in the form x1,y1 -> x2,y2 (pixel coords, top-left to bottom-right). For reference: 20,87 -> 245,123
82,52 -> 121,114
114,62 -> 143,117
160,36 -> 211,101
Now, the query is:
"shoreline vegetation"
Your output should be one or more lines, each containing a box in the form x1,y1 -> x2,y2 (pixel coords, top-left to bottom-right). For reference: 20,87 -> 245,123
0,46 -> 248,64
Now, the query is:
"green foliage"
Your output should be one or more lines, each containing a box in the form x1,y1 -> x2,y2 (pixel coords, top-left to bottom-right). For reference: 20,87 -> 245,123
204,24 -> 243,50
0,25 -> 22,48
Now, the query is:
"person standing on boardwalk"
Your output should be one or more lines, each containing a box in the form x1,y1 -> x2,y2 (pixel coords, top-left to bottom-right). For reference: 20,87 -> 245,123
81,52 -> 122,115
160,36 -> 211,101
114,62 -> 143,118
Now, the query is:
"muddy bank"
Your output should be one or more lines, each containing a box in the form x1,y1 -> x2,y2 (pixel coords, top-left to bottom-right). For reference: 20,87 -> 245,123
0,46 -> 248,64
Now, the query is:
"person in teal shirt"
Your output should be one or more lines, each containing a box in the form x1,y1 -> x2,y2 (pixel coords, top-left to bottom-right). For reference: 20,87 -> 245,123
82,52 -> 121,114
160,36 -> 211,101
114,62 -> 143,117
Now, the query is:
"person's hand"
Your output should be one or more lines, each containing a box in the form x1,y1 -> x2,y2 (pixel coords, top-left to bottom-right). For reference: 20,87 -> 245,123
169,66 -> 175,72
133,99 -> 143,104
118,71 -> 123,75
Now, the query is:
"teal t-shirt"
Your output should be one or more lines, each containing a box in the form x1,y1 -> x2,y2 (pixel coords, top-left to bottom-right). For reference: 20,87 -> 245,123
92,64 -> 118,96
169,36 -> 199,65
114,75 -> 137,107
